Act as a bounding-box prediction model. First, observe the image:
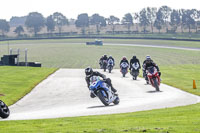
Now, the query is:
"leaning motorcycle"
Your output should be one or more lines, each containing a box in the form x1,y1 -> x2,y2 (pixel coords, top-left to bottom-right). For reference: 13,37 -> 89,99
0,95 -> 10,119
107,59 -> 114,73
120,62 -> 129,77
89,76 -> 119,106
147,66 -> 161,91
102,60 -> 108,72
130,62 -> 140,80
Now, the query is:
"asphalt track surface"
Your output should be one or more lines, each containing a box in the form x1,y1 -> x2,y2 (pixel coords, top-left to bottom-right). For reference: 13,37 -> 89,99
4,69 -> 200,121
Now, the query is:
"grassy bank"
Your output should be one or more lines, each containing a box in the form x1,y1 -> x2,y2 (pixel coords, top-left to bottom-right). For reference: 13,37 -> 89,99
161,64 -> 200,95
0,66 -> 57,105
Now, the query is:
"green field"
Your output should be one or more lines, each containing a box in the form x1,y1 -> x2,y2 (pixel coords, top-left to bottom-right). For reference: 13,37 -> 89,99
0,66 -> 57,105
0,39 -> 200,132
0,39 -> 200,68
1,103 -> 200,133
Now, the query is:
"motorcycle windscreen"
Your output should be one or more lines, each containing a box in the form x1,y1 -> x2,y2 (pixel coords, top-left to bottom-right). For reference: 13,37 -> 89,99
148,67 -> 155,74
89,76 -> 100,90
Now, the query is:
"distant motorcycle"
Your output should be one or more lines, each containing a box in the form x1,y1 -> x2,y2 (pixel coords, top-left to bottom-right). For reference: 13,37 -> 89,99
131,62 -> 140,80
147,66 -> 161,91
0,95 -> 10,119
99,60 -> 103,69
120,62 -> 129,77
102,60 -> 108,72
89,76 -> 119,106
107,59 -> 114,73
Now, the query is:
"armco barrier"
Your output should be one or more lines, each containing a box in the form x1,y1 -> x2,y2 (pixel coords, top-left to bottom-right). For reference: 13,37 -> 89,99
1,36 -> 200,42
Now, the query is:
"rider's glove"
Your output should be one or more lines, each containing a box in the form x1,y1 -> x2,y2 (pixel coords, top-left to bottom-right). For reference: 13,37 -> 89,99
102,76 -> 106,80
158,72 -> 161,76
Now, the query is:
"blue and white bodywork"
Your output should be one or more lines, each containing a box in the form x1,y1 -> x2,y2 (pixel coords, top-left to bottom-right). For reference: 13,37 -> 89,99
89,76 -> 119,106
107,59 -> 114,73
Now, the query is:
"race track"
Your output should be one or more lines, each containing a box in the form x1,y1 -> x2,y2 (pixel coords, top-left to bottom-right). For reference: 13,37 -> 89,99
4,69 -> 200,120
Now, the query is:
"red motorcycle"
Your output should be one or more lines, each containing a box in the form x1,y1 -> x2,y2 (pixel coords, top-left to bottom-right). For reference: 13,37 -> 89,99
147,66 -> 161,91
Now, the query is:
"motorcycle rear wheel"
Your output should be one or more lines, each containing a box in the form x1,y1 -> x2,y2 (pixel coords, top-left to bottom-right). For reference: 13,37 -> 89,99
0,100 -> 10,119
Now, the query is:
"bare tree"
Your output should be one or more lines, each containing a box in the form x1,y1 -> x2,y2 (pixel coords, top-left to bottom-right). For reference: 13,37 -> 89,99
106,15 -> 120,34
147,7 -> 157,33
122,13 -> 133,34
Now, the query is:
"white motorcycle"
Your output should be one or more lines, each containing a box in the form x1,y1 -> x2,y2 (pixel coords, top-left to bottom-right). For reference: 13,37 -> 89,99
107,59 -> 114,73
131,62 -> 140,80
120,62 -> 129,77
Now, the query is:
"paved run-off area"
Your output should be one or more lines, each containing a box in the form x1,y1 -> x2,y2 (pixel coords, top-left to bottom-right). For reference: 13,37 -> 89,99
4,69 -> 200,120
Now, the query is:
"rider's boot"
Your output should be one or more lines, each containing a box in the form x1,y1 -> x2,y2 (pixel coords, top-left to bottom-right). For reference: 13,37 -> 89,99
111,86 -> 117,93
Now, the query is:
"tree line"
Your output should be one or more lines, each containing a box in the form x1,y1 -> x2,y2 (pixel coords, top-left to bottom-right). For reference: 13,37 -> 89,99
1,5 -> 200,37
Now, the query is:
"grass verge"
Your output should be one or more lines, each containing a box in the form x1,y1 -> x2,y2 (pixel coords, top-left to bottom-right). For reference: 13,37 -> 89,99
161,64 -> 200,95
0,103 -> 200,133
0,66 -> 57,105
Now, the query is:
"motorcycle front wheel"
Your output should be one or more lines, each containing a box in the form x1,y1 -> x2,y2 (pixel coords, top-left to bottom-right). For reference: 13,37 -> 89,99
97,90 -> 109,106
153,78 -> 160,91
113,96 -> 120,105
0,100 -> 10,119
108,67 -> 112,73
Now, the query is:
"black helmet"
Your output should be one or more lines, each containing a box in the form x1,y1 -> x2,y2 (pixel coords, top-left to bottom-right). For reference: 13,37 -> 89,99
132,55 -> 136,59
85,67 -> 93,76
146,55 -> 151,63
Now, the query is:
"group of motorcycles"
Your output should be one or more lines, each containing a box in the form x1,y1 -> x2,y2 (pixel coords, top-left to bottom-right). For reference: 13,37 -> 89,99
100,59 -> 114,73
100,59 -> 140,80
0,95 -> 10,119
120,61 -> 161,92
92,58 -> 161,106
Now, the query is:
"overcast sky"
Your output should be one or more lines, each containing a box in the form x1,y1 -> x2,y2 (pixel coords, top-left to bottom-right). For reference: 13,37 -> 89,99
1,0 -> 200,21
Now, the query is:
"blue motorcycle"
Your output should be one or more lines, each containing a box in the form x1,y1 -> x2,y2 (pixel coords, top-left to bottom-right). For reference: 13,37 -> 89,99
89,76 -> 119,106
